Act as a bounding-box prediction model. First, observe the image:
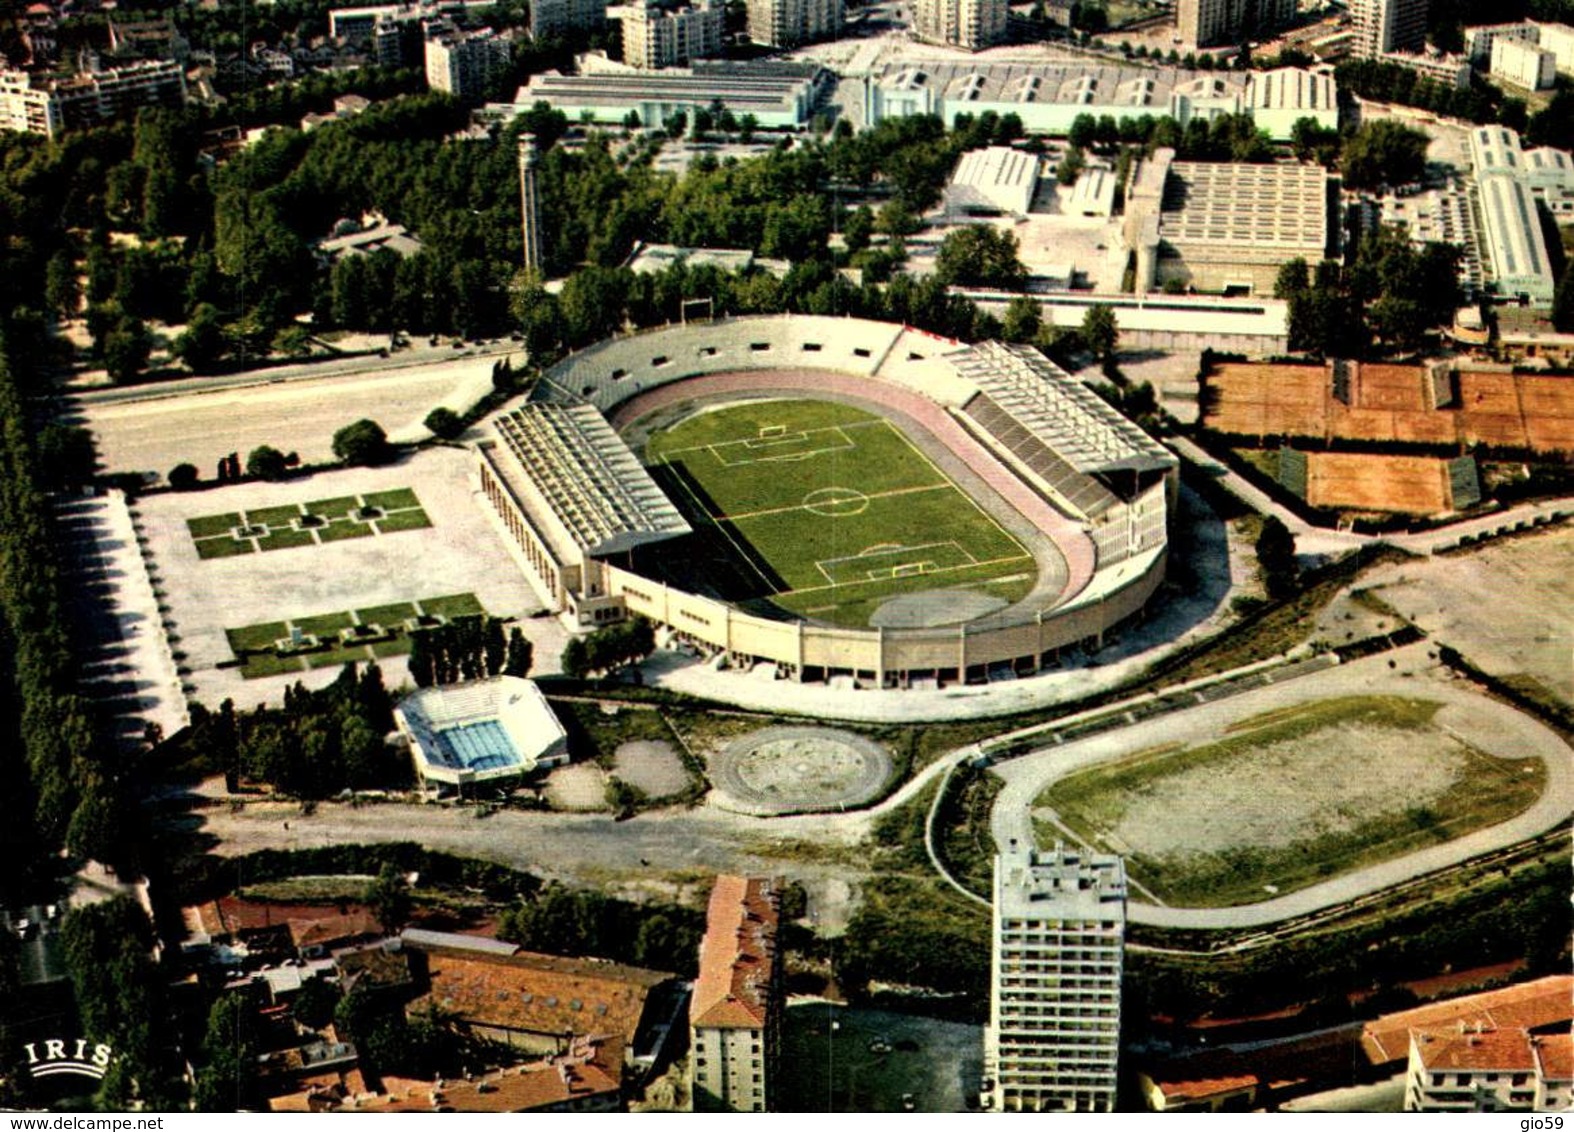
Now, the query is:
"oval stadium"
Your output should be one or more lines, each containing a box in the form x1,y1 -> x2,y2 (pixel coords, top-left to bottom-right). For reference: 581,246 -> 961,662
472,315 -> 1178,690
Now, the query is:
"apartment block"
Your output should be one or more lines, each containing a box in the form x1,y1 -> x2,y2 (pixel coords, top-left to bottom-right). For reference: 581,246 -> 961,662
1349,0 -> 1428,58
984,846 -> 1126,1114
690,876 -> 783,1113
746,0 -> 844,47
913,0 -> 1007,50
1175,0 -> 1292,49
424,24 -> 512,98
622,0 -> 725,68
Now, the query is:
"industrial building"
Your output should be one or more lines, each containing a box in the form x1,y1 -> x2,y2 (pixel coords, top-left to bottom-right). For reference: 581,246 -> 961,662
1467,127 -> 1558,306
622,0 -> 725,68
913,0 -> 1007,50
945,146 -> 1043,218
984,845 -> 1126,1113
746,0 -> 843,48
1124,148 -> 1330,295
864,64 -> 1334,140
1349,0 -> 1428,58
512,61 -> 829,130
690,876 -> 784,1113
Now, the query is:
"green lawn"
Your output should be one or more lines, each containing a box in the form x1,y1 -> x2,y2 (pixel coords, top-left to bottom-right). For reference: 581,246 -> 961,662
645,400 -> 1035,628
363,487 -> 421,510
419,592 -> 485,620
374,509 -> 433,534
306,496 -> 362,518
195,536 -> 256,560
224,594 -> 484,678
187,513 -> 242,539
316,519 -> 375,544
256,526 -> 317,552
246,503 -> 308,528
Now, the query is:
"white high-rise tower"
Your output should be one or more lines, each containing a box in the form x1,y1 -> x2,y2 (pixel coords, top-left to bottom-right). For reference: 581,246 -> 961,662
985,844 -> 1127,1113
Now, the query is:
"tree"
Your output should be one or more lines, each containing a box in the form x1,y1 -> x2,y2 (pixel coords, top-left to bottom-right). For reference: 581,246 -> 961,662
561,636 -> 590,680
1081,304 -> 1119,361
1055,146 -> 1086,186
1340,120 -> 1429,190
934,227 -> 1028,289
103,315 -> 152,383
195,993 -> 262,1111
169,462 -> 200,489
1273,258 -> 1310,301
45,251 -> 80,321
424,407 -> 464,439
174,303 -> 227,372
1002,295 -> 1042,344
503,628 -> 533,678
842,205 -> 874,255
1554,269 -> 1574,333
364,863 -> 412,934
1256,515 -> 1298,599
332,419 -> 392,466
246,445 -> 289,481
35,424 -> 97,486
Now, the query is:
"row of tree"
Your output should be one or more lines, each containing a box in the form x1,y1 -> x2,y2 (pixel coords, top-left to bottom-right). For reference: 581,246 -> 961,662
406,615 -> 533,688
559,617 -> 656,680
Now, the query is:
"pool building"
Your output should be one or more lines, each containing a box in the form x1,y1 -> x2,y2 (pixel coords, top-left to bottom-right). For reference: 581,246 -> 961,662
395,676 -> 569,793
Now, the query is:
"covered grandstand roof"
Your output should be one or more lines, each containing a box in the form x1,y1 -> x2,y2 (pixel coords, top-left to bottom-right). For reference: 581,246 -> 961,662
956,342 -> 1176,476
492,403 -> 690,558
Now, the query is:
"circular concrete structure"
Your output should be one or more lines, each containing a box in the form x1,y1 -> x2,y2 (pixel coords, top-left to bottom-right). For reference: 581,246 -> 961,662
710,725 -> 894,815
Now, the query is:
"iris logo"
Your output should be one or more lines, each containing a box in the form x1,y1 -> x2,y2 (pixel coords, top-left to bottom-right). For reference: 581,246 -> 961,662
23,1039 -> 113,1081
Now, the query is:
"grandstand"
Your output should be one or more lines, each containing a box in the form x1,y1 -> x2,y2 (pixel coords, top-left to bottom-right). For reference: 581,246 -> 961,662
395,676 -> 568,792
470,315 -> 1179,689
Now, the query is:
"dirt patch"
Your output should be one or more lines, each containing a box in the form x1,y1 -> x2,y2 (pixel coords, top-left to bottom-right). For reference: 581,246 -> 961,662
1102,720 -> 1469,857
543,763 -> 609,812
613,740 -> 691,799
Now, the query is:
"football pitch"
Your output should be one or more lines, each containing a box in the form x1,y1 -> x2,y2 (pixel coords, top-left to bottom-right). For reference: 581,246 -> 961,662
644,399 -> 1036,628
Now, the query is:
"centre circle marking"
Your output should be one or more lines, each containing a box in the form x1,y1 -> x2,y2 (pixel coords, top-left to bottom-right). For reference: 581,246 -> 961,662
803,486 -> 869,517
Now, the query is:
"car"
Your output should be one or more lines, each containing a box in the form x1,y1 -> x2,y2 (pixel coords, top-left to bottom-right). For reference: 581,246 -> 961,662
868,1039 -> 893,1055
902,1094 -> 917,1110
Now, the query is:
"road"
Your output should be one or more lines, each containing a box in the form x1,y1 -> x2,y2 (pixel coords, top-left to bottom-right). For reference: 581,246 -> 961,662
987,644 -> 1574,930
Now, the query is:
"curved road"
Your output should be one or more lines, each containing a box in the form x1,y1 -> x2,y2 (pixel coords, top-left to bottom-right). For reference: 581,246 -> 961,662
988,646 -> 1574,929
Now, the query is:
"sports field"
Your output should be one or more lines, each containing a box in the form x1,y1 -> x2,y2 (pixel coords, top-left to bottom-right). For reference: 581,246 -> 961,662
644,399 -> 1035,628
1033,695 -> 1546,907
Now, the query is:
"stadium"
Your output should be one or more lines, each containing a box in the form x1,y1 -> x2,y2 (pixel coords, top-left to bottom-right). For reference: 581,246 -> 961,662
395,676 -> 569,791
473,315 -> 1179,690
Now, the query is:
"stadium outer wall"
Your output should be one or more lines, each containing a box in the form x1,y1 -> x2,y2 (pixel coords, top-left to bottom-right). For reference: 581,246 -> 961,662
516,315 -> 1170,686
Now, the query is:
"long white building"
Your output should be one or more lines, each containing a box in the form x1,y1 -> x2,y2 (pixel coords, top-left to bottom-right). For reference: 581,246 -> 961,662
985,845 -> 1126,1114
1467,126 -> 1558,306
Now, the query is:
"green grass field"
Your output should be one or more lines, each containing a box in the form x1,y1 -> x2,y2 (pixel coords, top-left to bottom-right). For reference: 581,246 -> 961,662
1035,696 -> 1547,907
187,490 -> 431,558
645,400 -> 1034,628
224,593 -> 486,679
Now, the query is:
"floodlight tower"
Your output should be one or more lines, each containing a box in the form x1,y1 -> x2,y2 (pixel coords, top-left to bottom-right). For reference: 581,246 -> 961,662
518,132 -> 542,276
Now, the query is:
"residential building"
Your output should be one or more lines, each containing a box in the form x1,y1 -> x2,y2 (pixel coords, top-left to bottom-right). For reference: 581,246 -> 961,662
1464,20 -> 1540,63
1405,1025 -> 1546,1111
747,0 -> 843,46
0,58 -> 185,138
1175,0 -> 1293,50
1360,975 -> 1574,1075
1490,37 -> 1557,89
621,0 -> 725,68
1379,48 -> 1471,87
401,929 -> 689,1080
1535,21 -> 1574,73
690,876 -> 784,1112
424,24 -> 512,98
531,0 -> 608,40
913,0 -> 1007,50
1349,0 -> 1428,58
984,845 -> 1126,1113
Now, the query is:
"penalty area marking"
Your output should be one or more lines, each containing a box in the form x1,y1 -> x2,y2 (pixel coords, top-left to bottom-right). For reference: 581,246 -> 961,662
802,487 -> 870,517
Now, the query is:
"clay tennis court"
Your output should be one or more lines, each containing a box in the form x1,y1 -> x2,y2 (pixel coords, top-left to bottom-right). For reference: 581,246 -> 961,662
1205,362 -> 1574,454
1304,452 -> 1452,514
